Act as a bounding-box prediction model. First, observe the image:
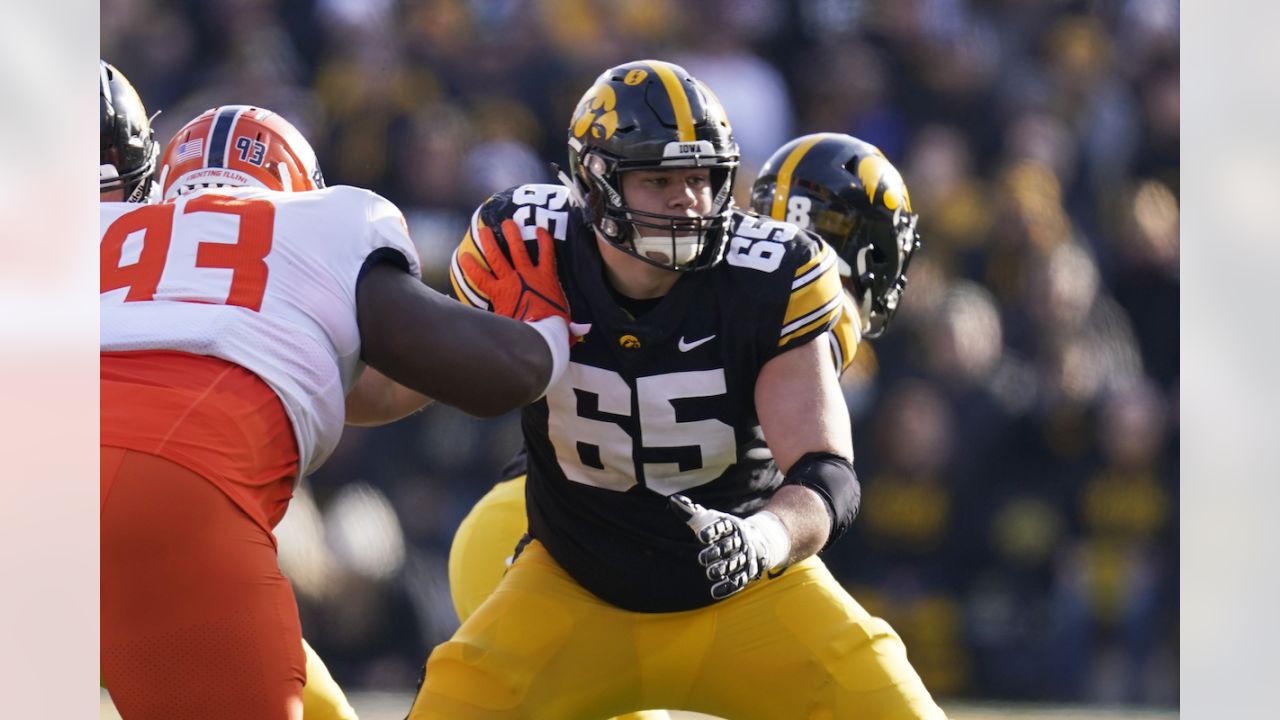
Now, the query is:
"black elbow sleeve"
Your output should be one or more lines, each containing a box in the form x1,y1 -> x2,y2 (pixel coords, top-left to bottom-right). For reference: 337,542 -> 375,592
782,451 -> 860,550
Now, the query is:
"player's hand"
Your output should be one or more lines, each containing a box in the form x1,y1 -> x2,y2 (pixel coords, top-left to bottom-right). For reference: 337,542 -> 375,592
460,219 -> 570,326
670,494 -> 792,601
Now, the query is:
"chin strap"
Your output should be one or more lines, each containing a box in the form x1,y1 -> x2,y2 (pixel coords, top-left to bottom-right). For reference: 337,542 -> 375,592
551,162 -> 587,208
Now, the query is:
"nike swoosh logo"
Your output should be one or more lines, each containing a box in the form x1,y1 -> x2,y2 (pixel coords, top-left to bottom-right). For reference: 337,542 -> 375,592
678,334 -> 716,352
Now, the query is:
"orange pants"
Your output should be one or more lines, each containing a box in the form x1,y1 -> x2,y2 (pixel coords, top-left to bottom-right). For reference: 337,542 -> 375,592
101,351 -> 304,719
101,448 -> 305,719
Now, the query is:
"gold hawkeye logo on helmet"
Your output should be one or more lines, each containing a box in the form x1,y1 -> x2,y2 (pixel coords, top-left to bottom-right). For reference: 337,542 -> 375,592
572,83 -> 619,141
857,154 -> 912,213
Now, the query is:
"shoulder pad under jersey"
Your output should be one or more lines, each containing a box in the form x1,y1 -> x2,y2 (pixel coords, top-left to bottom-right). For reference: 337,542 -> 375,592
449,183 -> 577,309
721,209 -> 845,358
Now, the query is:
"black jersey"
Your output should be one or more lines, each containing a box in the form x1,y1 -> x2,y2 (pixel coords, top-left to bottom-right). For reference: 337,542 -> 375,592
450,183 -> 844,612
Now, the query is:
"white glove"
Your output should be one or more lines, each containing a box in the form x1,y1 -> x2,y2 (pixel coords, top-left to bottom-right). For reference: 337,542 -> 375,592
670,494 -> 792,601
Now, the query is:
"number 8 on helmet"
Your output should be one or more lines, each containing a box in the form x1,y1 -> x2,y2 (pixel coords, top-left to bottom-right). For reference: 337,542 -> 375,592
751,133 -> 922,338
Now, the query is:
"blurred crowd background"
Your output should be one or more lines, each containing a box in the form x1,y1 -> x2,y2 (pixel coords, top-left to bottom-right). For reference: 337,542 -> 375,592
102,0 -> 1179,707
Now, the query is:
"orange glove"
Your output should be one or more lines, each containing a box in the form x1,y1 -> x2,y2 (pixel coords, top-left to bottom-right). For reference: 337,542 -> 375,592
459,219 -> 570,325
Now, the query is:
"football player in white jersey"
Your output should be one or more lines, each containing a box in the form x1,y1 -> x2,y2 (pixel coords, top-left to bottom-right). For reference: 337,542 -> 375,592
100,103 -> 573,720
100,60 -> 372,720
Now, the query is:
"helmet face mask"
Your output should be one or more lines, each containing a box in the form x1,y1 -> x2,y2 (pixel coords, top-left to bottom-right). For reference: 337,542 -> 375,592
751,133 -> 922,338
100,60 -> 158,203
566,61 -> 740,272
849,205 -> 920,337
158,105 -> 325,201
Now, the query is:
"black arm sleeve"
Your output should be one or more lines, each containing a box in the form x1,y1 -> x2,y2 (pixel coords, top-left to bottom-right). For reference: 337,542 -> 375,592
782,451 -> 861,551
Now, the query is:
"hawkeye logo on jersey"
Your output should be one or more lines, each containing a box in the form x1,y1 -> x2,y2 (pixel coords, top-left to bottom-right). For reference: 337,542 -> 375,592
678,334 -> 716,352
572,83 -> 618,140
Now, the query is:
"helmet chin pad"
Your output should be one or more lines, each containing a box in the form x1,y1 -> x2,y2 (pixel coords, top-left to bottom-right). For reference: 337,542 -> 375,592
633,233 -> 702,267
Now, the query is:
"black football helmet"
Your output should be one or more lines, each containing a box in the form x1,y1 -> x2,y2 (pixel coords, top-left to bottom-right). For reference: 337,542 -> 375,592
100,60 -> 158,203
751,133 -> 921,338
564,60 -> 740,272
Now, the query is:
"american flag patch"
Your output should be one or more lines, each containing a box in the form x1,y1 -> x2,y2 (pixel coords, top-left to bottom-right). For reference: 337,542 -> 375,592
174,138 -> 203,162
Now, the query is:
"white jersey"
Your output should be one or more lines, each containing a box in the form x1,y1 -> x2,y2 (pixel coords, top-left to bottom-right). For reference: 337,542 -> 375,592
100,185 -> 422,475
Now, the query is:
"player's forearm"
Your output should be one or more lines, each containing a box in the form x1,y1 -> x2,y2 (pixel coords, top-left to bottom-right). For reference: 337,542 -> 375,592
762,483 -> 832,564
357,263 -> 558,417
389,309 -> 554,417
345,367 -> 432,426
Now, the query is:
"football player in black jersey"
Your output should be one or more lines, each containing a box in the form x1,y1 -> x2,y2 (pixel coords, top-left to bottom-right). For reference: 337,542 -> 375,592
413,61 -> 942,720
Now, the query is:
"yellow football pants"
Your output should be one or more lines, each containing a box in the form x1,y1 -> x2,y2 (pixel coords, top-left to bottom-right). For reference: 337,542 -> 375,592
302,639 -> 357,720
448,476 -> 671,720
418,530 -> 946,720
448,476 -> 529,622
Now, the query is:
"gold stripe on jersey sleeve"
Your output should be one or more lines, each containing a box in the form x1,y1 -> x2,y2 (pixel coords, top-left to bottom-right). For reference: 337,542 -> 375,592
827,333 -> 844,374
780,244 -> 844,347
645,60 -> 696,142
791,241 -> 837,292
449,228 -> 491,309
779,293 -> 843,347
830,291 -> 863,374
769,133 -> 833,220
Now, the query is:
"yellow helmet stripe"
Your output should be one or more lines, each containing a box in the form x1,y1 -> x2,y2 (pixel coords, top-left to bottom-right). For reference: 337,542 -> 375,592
769,133 -> 835,221
644,60 -> 696,142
